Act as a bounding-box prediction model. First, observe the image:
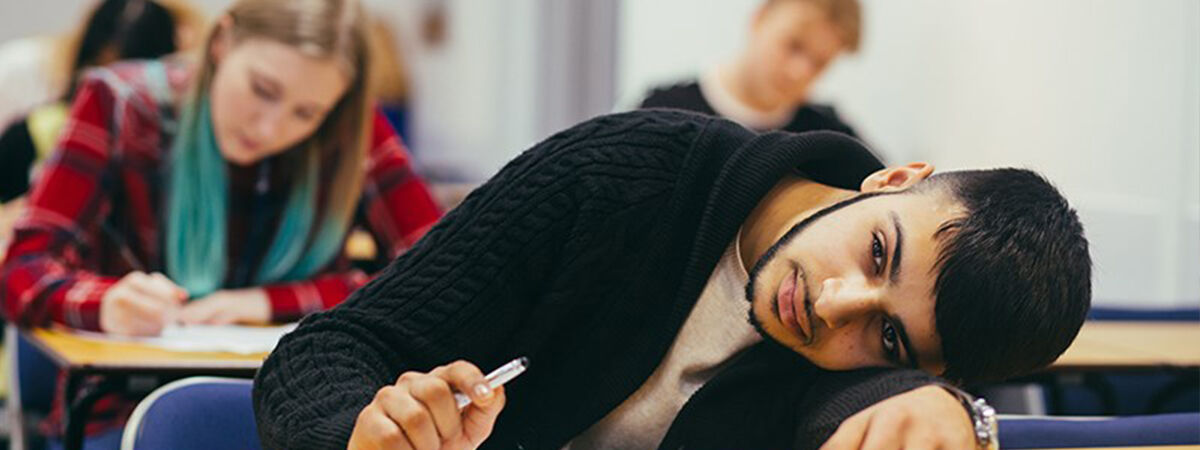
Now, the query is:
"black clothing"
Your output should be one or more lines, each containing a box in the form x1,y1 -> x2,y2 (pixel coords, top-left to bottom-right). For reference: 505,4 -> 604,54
253,110 -> 934,449
640,80 -> 859,137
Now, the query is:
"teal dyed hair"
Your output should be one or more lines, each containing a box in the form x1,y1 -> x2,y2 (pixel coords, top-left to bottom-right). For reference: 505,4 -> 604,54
166,0 -> 374,297
165,98 -> 228,296
165,97 -> 350,297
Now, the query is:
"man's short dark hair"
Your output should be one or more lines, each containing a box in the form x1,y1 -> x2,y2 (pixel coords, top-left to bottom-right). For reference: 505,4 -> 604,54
922,168 -> 1091,386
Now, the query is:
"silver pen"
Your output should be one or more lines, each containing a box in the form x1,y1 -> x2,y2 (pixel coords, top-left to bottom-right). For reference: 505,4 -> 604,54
454,357 -> 529,410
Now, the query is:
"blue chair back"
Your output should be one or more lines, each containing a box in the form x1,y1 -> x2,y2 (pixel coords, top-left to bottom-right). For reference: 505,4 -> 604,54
999,413 -> 1200,448
121,377 -> 260,450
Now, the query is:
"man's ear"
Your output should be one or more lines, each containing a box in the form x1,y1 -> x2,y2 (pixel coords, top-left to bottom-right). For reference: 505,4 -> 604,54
860,162 -> 935,193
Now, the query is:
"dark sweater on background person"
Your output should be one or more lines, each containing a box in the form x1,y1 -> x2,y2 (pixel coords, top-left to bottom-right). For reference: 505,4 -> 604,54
0,118 -> 35,202
252,110 -> 937,449
640,80 -> 859,137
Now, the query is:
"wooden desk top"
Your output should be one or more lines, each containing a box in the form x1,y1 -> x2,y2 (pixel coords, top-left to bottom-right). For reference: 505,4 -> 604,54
27,328 -> 266,374
1050,321 -> 1200,371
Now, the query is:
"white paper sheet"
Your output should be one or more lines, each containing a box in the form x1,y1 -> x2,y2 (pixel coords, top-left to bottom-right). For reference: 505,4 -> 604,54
69,323 -> 298,354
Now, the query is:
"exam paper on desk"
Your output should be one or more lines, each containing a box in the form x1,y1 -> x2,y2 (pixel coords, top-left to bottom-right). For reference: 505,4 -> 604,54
69,323 -> 298,354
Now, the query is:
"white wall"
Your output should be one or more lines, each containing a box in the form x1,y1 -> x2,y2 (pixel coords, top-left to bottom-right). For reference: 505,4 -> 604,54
621,0 -> 1200,308
5,0 -> 1196,308
365,0 -> 545,180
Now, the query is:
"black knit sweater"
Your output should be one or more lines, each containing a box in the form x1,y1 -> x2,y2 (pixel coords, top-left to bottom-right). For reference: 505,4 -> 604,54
253,110 -> 937,449
640,81 -> 859,137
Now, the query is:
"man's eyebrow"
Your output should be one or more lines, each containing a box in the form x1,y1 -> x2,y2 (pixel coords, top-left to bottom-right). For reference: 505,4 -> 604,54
889,211 -> 903,285
889,312 -> 920,370
887,211 -> 917,369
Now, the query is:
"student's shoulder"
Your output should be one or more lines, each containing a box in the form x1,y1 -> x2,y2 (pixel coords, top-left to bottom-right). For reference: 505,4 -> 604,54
78,57 -> 194,112
73,59 -> 193,161
638,79 -> 709,111
790,102 -> 858,136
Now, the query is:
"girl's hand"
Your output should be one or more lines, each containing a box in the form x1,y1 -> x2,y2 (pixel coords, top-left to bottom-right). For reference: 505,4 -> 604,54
179,288 -> 271,326
99,271 -> 188,336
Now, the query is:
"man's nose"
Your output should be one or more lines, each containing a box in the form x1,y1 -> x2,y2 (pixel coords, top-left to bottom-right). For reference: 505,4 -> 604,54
812,277 -> 883,329
786,56 -> 815,82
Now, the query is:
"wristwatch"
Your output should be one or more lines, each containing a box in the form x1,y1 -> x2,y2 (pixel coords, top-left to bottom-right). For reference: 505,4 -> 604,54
937,383 -> 999,450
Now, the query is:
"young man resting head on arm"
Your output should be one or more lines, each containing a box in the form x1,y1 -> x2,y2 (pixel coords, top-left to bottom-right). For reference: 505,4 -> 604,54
253,109 -> 1090,450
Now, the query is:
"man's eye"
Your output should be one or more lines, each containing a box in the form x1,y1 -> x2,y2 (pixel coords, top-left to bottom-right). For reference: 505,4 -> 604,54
882,320 -> 898,358
871,234 -> 885,274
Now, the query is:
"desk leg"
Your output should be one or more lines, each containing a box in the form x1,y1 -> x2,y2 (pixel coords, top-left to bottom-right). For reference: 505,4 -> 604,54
62,374 -> 125,450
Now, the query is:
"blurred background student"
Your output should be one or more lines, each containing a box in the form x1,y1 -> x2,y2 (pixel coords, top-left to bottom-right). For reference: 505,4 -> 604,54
0,0 -> 204,132
0,0 -> 441,445
0,0 -> 201,205
0,0 -> 204,259
639,0 -> 861,137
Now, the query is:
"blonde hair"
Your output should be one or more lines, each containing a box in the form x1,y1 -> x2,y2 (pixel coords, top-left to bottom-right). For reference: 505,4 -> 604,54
367,17 -> 410,103
168,0 -> 373,293
767,0 -> 862,52
200,0 -> 373,214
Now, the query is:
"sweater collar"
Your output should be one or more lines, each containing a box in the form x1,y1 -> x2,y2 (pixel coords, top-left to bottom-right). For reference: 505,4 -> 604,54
660,117 -> 885,385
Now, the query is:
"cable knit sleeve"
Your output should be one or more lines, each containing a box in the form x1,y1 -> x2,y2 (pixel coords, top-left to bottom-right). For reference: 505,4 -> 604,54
793,368 -> 940,450
252,111 -> 703,449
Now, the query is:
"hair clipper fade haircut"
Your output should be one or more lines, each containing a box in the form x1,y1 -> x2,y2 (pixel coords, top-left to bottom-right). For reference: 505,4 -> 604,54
922,168 -> 1091,386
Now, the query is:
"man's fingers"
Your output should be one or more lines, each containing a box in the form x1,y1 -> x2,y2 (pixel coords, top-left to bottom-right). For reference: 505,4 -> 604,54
858,411 -> 906,450
903,429 -> 941,450
820,408 -> 871,450
378,388 -> 440,450
384,362 -> 507,449
355,402 -> 412,450
436,360 -> 492,406
462,385 -> 505,444
408,375 -> 462,442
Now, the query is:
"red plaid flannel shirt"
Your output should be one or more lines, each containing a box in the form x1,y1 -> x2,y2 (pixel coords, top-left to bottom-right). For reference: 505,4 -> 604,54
0,60 -> 442,436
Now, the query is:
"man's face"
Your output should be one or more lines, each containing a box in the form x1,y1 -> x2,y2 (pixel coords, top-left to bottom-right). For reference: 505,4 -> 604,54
745,1 -> 845,106
746,188 -> 963,375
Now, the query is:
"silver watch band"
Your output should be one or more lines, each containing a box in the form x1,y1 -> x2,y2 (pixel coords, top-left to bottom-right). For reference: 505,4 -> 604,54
936,383 -> 999,450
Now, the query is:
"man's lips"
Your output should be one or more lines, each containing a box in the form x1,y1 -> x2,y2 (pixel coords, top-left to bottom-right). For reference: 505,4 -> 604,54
776,266 -> 813,343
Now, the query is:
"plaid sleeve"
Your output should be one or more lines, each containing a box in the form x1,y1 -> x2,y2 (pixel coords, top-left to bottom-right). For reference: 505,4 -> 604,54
260,109 -> 441,321
262,270 -> 369,322
360,108 -> 441,258
1,79 -> 121,332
